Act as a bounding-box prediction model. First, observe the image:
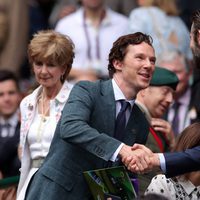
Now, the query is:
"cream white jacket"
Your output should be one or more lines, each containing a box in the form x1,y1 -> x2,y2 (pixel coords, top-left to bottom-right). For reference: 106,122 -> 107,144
17,81 -> 72,198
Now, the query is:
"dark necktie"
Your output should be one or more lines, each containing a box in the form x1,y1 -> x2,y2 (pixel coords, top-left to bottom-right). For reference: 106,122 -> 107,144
172,101 -> 180,136
114,100 -> 130,141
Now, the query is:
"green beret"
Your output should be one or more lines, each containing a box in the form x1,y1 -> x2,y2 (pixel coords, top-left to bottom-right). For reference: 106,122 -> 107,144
150,66 -> 179,90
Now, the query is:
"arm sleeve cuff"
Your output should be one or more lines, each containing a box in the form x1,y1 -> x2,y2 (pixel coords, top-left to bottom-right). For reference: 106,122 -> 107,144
110,143 -> 124,161
158,153 -> 166,173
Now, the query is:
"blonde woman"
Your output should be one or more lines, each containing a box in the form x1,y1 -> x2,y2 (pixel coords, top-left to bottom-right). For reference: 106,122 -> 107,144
17,30 -> 74,200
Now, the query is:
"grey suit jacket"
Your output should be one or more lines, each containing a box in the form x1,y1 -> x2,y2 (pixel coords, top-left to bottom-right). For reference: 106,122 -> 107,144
25,80 -> 149,200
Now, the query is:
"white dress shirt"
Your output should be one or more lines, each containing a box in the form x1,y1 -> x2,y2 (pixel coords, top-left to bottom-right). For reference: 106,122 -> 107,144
55,8 -> 128,77
0,111 -> 19,137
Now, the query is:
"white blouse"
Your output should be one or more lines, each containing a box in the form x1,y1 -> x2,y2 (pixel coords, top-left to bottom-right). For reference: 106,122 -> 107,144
18,100 -> 60,200
17,81 -> 72,200
28,101 -> 56,159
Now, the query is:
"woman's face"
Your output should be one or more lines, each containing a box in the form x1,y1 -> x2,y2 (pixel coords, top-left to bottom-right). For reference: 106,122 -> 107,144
33,60 -> 65,88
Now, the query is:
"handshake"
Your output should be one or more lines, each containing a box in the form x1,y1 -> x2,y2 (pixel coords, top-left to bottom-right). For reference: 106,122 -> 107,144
118,144 -> 160,174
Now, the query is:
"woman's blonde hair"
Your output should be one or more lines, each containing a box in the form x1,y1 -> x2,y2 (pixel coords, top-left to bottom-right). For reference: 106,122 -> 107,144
28,30 -> 75,82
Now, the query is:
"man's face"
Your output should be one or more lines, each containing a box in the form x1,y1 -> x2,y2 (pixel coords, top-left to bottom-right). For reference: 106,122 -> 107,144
0,80 -> 21,118
143,86 -> 174,118
114,42 -> 156,93
82,0 -> 104,10
190,23 -> 200,67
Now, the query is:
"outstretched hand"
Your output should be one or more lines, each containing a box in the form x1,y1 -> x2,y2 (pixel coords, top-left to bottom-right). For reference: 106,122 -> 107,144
119,144 -> 160,174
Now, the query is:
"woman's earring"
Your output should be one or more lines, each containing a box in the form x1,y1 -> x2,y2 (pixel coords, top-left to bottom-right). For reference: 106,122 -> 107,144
61,74 -> 65,82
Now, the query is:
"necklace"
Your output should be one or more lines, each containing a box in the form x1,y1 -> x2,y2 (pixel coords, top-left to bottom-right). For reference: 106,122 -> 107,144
41,92 -> 50,122
36,91 -> 50,142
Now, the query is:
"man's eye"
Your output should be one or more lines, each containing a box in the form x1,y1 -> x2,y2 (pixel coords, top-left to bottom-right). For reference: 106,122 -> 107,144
35,61 -> 43,66
8,91 -> 16,95
150,59 -> 156,64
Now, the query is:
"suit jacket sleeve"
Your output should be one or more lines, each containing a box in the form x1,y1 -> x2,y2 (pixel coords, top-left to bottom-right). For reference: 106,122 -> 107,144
164,146 -> 200,177
60,81 -> 122,161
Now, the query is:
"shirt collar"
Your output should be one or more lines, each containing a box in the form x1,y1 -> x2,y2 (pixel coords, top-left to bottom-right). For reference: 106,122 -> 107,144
79,7 -> 111,26
177,178 -> 200,196
112,79 -> 135,108
54,81 -> 73,103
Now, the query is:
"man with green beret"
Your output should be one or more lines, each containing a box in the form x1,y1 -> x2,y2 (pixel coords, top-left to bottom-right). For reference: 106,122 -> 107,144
135,66 -> 179,194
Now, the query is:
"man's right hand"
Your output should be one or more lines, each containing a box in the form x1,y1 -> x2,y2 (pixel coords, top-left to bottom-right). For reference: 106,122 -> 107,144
119,144 -> 160,174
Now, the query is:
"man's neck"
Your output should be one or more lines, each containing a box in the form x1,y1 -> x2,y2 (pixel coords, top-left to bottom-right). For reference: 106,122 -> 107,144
113,75 -> 137,100
0,112 -> 16,122
84,7 -> 105,27
174,86 -> 190,101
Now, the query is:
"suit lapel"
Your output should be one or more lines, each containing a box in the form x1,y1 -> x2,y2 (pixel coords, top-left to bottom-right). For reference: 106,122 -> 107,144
123,104 -> 149,145
97,80 -> 149,143
99,80 -> 116,136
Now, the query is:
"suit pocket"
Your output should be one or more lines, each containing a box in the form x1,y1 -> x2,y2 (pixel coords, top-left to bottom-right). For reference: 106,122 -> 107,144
41,166 -> 78,191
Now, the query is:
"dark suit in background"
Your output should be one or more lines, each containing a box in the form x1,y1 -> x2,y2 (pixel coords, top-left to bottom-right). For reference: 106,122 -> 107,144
0,70 -> 21,178
0,121 -> 21,177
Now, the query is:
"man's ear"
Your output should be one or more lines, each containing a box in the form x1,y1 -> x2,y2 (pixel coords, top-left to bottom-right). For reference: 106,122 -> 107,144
137,88 -> 147,98
112,60 -> 123,71
136,88 -> 147,102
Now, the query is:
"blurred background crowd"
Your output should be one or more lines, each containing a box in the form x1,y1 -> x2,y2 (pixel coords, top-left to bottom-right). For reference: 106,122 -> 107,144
0,0 -> 198,85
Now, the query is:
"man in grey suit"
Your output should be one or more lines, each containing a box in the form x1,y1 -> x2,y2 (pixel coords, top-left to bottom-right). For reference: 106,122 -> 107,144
24,32 -> 156,200
125,9 -> 200,178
